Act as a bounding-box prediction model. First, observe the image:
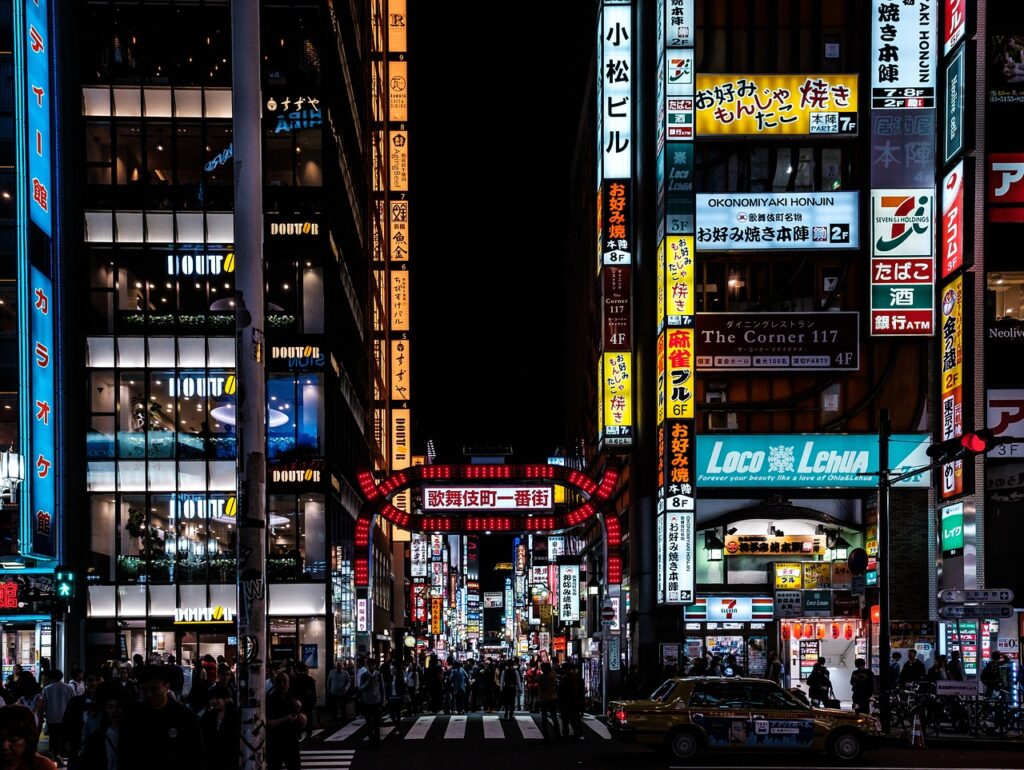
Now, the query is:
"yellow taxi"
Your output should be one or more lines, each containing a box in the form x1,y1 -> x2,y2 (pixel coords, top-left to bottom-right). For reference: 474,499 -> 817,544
608,677 -> 881,763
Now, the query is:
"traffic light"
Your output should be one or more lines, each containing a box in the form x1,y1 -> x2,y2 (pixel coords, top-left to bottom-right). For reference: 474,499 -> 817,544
54,567 -> 75,601
926,429 -> 1013,461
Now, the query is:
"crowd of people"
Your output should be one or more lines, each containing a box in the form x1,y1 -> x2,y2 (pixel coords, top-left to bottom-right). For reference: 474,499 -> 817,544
323,653 -> 589,745
0,654 -> 321,770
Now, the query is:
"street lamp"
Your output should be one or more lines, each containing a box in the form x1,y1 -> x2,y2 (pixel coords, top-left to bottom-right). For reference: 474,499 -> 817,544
704,530 -> 725,561
0,450 -> 25,503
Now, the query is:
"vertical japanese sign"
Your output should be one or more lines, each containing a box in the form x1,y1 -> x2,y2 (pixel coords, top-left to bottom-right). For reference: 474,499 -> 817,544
430,597 -> 442,635
29,268 -> 56,558
939,274 -> 965,500
871,0 -> 937,109
941,162 -> 965,278
943,0 -> 966,55
870,2 -> 936,335
411,533 -> 427,577
558,565 -> 580,622
24,0 -> 51,236
656,0 -> 696,606
597,2 -> 634,453
944,46 -> 965,165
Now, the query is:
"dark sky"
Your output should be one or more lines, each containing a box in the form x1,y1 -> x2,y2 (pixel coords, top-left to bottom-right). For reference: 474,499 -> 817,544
408,2 -> 597,463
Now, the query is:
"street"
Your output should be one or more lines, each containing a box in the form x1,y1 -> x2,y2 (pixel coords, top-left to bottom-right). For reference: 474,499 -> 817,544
299,713 -> 1024,770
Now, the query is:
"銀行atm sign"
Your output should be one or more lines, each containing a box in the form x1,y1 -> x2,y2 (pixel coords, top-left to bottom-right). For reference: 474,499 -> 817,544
22,0 -> 52,236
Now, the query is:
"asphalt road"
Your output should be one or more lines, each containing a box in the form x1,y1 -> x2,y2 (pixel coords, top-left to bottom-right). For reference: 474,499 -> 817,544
299,712 -> 1024,770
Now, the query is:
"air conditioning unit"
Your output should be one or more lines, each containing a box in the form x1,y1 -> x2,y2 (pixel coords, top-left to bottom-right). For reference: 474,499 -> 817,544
707,411 -> 738,431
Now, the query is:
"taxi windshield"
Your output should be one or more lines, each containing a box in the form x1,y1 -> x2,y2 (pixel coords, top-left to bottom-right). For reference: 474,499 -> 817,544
648,680 -> 677,702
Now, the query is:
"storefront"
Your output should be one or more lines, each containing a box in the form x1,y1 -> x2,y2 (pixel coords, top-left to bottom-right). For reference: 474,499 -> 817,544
0,573 -> 58,679
683,596 -> 773,677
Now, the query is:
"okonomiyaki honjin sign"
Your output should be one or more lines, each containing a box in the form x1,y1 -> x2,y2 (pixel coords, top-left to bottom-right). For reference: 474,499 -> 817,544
696,193 -> 859,250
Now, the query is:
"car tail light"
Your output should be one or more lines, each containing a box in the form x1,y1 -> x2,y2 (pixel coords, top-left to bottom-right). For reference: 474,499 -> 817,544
614,708 -> 628,724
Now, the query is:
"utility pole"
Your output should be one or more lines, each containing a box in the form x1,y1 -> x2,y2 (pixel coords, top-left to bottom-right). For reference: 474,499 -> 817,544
232,0 -> 267,765
877,408 -> 892,733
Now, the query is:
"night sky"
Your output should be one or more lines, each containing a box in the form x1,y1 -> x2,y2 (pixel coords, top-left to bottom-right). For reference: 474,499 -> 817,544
408,2 -> 597,463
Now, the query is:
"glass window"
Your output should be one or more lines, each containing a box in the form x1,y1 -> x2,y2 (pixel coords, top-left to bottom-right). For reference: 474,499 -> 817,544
302,267 -> 324,333
174,89 -> 203,119
689,681 -> 748,709
90,495 -> 116,580
86,122 -> 113,185
267,374 -> 324,458
117,372 -> 147,459
83,88 -> 112,117
144,88 -> 173,118
989,272 -> 1024,321
115,124 -> 143,185
85,211 -> 114,242
744,683 -> 807,711
113,88 -> 142,117
205,89 -> 232,119
146,124 -> 173,186
117,494 -> 146,583
87,338 -> 116,368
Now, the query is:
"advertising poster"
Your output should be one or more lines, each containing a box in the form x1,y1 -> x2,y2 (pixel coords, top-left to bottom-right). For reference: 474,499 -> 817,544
602,266 -> 632,350
695,74 -> 858,135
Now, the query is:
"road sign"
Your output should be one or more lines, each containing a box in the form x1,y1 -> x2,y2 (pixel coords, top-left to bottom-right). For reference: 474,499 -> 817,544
937,604 -> 1015,620
601,601 -> 616,624
938,588 -> 1015,604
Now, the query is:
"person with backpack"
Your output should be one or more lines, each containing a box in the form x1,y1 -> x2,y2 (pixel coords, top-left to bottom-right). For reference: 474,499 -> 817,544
359,659 -> 385,747
849,658 -> 874,715
807,658 -> 833,707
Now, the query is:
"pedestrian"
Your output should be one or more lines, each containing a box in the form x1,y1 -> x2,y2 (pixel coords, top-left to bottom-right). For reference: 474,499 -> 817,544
899,649 -> 926,688
164,656 -> 184,701
383,659 -> 406,725
0,704 -> 57,770
424,655 -> 442,714
199,685 -> 237,770
535,662 -> 560,740
66,670 -> 85,699
947,651 -> 965,682
981,652 -> 1005,697
291,662 -> 317,740
353,656 -> 368,717
326,660 -> 351,723
448,661 -> 467,715
888,652 -> 902,690
358,659 -> 384,747
80,683 -> 131,770
722,654 -> 740,677
185,667 -> 210,714
849,658 -> 874,715
403,661 -> 421,715
557,662 -> 582,740
927,654 -> 949,686
63,668 -> 103,769
524,660 -> 540,712
39,669 -> 74,766
807,658 -> 833,707
266,672 -> 305,770
499,661 -> 520,720
128,664 -> 206,770
765,651 -> 783,687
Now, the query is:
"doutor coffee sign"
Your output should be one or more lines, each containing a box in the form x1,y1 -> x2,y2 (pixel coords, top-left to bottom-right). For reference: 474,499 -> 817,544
696,312 -> 859,371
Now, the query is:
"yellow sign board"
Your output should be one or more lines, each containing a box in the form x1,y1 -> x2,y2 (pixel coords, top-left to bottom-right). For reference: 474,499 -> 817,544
389,130 -> 409,191
390,339 -> 410,401
696,74 -> 859,136
389,200 -> 409,261
803,562 -> 832,589
775,563 -> 803,589
387,0 -> 408,53
665,329 -> 694,419
664,236 -> 694,320
940,274 -> 962,400
389,60 -> 408,121
602,352 -> 632,430
391,270 -> 409,331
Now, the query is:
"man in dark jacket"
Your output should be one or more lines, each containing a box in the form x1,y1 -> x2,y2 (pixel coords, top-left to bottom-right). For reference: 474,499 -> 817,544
899,649 -> 926,687
557,662 -> 582,740
63,668 -> 103,769
131,664 -> 207,770
849,658 -> 874,715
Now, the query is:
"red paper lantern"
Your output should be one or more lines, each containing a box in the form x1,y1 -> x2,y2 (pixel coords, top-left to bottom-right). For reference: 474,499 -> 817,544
804,623 -> 814,639
816,623 -> 826,639
843,622 -> 854,640
781,623 -> 791,641
791,623 -> 802,640
830,622 -> 840,639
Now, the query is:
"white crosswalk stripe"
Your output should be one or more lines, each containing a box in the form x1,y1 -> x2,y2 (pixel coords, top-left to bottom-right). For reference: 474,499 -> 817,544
301,748 -> 355,768
300,728 -> 325,742
582,714 -> 612,739
404,714 -> 435,739
325,717 -> 364,742
482,713 -> 503,739
444,714 -> 467,739
514,714 -> 544,739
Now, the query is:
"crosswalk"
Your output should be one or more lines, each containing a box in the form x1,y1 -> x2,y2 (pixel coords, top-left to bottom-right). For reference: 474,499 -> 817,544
312,711 -> 612,746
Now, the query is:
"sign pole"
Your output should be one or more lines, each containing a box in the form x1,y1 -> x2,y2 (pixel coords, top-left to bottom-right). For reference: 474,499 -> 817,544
877,408 -> 892,733
232,0 -> 267,764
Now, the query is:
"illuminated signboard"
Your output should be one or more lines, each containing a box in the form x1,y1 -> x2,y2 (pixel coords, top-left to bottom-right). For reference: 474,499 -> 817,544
174,606 -> 235,624
659,419 -> 695,510
483,592 -> 503,609
695,74 -> 858,136
174,495 -> 235,521
601,179 -> 632,266
601,352 -> 633,447
270,343 -> 324,369
696,192 -> 859,250
29,268 -> 57,557
939,274 -> 965,500
558,565 -> 580,622
944,0 -> 966,55
268,219 -> 319,237
357,597 -> 368,631
387,0 -> 407,53
390,339 -> 409,401
870,0 -> 936,108
166,251 -> 235,276
602,267 -> 631,351
663,330 -> 694,419
941,502 -> 965,555
685,596 -> 774,622
389,200 -> 409,261
661,235 -> 694,329
269,463 -> 322,484
775,563 -> 803,589
391,407 -> 411,488
602,4 -> 632,178
695,312 -> 859,372
803,562 -> 832,589
988,153 -> 1024,223
23,0 -> 52,235
389,130 -> 409,191
410,534 -> 427,578
944,46 -> 965,165
665,0 -> 694,47
266,95 -> 322,133
659,510 -> 693,604
422,487 -> 553,511
941,162 -> 965,278
430,534 -> 443,558
389,60 -> 408,121
696,434 -> 933,488
391,270 -> 409,331
870,189 -> 935,335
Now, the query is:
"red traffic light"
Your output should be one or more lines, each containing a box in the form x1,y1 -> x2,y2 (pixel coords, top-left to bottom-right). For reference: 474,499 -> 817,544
927,429 -> 1010,461
962,432 -> 990,453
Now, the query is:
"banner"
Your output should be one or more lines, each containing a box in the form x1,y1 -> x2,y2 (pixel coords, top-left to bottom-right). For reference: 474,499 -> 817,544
696,192 -> 859,250
695,74 -> 858,135
696,313 -> 859,372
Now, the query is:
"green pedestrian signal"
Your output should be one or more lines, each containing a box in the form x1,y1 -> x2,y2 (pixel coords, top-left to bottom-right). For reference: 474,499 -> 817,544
54,568 -> 74,600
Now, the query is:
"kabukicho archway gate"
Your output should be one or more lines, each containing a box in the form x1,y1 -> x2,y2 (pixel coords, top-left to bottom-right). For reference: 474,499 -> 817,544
352,461 -> 623,653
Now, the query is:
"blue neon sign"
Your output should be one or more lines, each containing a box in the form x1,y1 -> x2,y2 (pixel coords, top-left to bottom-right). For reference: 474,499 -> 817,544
28,267 -> 57,557
24,0 -> 51,236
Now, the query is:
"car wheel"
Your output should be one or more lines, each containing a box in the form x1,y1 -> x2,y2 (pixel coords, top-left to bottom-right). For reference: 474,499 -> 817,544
827,730 -> 863,762
666,728 -> 701,761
